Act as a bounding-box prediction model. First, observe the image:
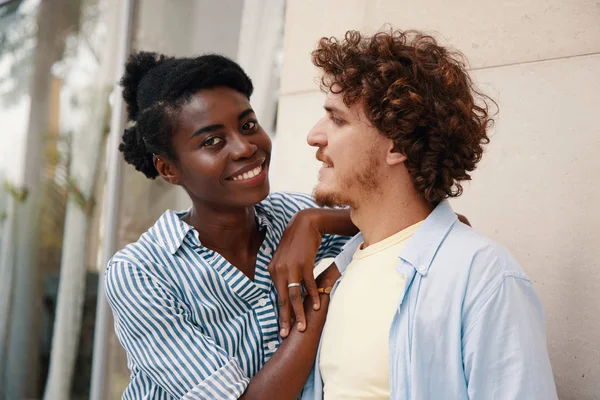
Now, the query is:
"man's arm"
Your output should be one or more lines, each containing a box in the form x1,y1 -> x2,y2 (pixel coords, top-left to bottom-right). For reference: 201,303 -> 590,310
462,275 -> 558,399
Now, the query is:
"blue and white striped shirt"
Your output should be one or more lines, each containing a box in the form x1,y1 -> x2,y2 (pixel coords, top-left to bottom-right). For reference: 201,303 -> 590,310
105,192 -> 349,400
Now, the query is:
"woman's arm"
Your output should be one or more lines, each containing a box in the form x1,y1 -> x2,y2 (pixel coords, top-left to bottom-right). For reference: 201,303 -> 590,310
303,207 -> 359,237
241,265 -> 340,400
107,258 -> 339,400
105,261 -> 252,399
268,208 -> 356,337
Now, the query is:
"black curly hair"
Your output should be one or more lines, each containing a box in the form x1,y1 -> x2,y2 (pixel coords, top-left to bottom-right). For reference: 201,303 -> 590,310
118,52 -> 254,178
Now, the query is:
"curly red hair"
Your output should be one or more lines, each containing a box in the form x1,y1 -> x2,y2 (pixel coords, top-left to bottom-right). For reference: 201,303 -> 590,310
312,29 -> 495,203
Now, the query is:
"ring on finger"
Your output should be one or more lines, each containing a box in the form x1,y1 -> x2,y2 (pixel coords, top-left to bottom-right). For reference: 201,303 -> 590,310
287,282 -> 301,288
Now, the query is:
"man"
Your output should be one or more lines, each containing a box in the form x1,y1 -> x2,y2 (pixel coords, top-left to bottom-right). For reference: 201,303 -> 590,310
302,29 -> 558,399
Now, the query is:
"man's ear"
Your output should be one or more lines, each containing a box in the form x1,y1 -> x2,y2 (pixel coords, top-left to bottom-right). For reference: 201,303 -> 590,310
154,155 -> 181,185
386,141 -> 407,166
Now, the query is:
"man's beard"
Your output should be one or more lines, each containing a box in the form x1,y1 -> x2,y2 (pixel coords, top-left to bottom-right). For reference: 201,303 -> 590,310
313,149 -> 380,209
313,185 -> 350,208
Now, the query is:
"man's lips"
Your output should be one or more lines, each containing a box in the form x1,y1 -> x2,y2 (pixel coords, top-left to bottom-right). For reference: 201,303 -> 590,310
316,150 -> 333,168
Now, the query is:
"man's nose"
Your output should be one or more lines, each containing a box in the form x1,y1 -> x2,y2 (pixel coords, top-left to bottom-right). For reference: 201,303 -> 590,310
307,118 -> 327,147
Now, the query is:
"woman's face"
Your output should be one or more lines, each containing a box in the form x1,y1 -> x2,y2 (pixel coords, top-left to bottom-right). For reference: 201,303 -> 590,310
157,86 -> 272,209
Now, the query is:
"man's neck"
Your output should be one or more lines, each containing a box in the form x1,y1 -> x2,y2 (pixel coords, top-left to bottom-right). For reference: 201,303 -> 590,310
351,188 -> 433,247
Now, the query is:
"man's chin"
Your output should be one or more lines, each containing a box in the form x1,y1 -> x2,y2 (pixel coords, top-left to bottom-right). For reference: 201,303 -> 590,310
313,187 -> 347,208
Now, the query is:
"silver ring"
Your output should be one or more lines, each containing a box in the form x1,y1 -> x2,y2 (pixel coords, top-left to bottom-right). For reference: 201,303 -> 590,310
287,282 -> 301,289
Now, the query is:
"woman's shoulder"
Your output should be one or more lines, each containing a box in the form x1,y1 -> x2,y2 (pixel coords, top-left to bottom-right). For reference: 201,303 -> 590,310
105,228 -> 188,299
260,191 -> 319,214
107,208 -> 190,269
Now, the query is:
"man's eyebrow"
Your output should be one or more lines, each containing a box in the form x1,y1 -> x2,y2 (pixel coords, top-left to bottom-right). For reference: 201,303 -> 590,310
324,105 -> 346,115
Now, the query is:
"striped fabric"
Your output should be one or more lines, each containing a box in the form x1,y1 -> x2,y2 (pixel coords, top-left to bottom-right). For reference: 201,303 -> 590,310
105,192 -> 349,400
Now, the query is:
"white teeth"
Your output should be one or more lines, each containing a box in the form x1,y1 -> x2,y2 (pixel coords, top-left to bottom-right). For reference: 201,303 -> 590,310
232,164 -> 263,181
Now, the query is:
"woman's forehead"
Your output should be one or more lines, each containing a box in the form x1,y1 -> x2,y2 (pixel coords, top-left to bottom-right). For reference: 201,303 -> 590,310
180,87 -> 251,123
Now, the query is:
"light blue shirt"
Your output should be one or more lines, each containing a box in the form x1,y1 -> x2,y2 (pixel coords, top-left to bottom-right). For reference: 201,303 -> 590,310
302,200 -> 558,400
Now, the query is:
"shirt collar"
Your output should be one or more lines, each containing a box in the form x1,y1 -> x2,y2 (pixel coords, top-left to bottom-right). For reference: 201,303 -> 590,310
253,201 -> 274,231
147,209 -> 194,254
334,234 -> 364,274
334,200 -> 458,276
398,200 -> 457,275
149,204 -> 273,255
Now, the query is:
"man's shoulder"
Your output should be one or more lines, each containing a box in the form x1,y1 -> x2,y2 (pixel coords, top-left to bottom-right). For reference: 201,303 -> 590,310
440,223 -> 531,317
443,222 -> 525,278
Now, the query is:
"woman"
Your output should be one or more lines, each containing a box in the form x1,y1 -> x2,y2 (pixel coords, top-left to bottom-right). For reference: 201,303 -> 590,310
105,52 -> 357,399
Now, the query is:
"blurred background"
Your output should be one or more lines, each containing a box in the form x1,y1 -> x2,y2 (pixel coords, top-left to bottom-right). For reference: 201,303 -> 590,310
0,0 -> 598,399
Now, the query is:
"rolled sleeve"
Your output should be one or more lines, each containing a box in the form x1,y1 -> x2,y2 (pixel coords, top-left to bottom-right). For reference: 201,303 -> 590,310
105,261 -> 250,399
462,275 -> 558,399
184,358 -> 249,400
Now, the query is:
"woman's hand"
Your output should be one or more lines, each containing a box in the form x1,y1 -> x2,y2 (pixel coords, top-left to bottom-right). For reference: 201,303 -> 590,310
315,262 -> 341,289
457,213 -> 471,226
268,209 -> 324,338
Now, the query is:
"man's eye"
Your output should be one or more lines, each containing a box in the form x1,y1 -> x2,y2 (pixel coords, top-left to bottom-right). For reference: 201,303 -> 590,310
242,121 -> 257,132
203,137 -> 223,147
331,115 -> 344,125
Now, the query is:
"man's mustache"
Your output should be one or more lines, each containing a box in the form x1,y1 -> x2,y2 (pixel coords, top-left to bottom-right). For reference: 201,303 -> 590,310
315,148 -> 333,166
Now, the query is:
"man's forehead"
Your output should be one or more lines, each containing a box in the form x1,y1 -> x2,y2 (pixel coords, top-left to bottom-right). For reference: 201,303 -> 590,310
323,91 -> 348,111
323,91 -> 369,122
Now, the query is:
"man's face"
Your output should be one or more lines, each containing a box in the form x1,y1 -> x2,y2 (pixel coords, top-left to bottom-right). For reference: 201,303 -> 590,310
307,91 -> 390,209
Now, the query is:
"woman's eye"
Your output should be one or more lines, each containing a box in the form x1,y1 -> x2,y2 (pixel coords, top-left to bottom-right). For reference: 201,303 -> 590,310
203,137 -> 223,147
242,121 -> 258,132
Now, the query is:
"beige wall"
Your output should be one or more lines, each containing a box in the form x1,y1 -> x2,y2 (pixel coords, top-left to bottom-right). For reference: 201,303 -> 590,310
272,1 -> 600,398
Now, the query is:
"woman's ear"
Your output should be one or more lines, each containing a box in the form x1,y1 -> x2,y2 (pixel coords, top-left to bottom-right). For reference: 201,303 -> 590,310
154,155 -> 181,185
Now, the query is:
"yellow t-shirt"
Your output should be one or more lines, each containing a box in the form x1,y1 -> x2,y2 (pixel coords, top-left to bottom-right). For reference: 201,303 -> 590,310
319,221 -> 423,400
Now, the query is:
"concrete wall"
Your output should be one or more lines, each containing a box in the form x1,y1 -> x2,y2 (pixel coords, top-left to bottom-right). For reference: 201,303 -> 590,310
272,1 -> 600,398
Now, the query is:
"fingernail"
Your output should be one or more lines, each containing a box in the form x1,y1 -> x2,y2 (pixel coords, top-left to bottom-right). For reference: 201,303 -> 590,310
313,302 -> 320,310
280,328 -> 288,337
297,322 -> 305,331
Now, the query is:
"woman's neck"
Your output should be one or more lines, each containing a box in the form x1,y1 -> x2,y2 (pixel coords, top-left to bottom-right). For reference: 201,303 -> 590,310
183,200 -> 261,258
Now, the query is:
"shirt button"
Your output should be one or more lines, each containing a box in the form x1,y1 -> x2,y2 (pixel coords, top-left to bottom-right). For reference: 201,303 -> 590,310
267,341 -> 277,350
258,298 -> 267,307
263,246 -> 272,255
